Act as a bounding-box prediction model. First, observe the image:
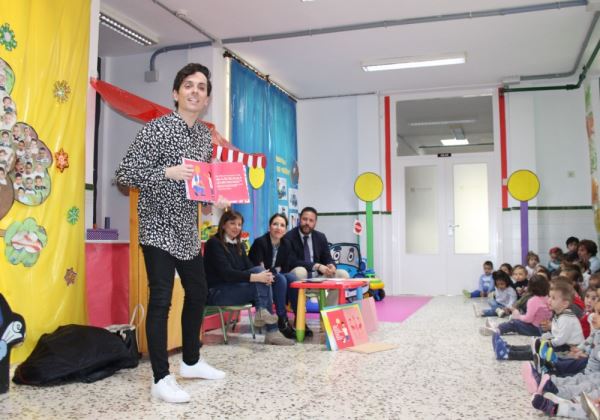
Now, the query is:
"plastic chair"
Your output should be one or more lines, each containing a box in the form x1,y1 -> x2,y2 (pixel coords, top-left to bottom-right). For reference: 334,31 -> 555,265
203,304 -> 256,344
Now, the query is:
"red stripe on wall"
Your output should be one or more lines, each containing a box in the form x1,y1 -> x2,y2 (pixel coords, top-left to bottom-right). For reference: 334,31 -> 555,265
384,96 -> 392,212
499,89 -> 508,208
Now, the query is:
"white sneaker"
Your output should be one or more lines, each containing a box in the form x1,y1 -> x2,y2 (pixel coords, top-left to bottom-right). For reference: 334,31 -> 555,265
479,326 -> 499,336
180,357 -> 226,380
151,374 -> 190,403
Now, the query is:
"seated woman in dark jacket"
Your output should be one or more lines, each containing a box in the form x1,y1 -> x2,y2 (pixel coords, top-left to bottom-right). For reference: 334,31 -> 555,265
249,213 -> 298,339
204,210 -> 294,346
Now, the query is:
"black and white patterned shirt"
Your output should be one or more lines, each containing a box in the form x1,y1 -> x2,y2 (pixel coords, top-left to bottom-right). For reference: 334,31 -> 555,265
115,112 -> 212,260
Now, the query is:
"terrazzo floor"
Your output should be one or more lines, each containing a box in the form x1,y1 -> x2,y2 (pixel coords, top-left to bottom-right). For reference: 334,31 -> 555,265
2,296 -> 546,419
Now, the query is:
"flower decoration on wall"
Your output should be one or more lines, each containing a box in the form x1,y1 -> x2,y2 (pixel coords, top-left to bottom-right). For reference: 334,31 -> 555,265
0,23 -> 17,51
66,206 -> 79,225
64,267 -> 77,286
53,80 -> 71,104
54,148 -> 69,172
4,218 -> 47,267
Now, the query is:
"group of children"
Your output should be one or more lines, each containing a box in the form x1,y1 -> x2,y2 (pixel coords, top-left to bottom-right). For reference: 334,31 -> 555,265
466,237 -> 600,418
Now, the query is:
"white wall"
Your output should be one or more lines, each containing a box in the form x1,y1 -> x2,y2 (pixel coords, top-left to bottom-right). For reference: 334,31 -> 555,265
296,94 -> 392,285
503,87 -> 594,266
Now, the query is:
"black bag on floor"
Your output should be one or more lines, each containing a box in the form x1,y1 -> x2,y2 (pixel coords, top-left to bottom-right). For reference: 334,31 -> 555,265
104,304 -> 144,369
13,324 -> 137,386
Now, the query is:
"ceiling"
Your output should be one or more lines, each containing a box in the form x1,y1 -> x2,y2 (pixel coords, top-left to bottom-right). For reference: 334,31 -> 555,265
98,0 -> 599,99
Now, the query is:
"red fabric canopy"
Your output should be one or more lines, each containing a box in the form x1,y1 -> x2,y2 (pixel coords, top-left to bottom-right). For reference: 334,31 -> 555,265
89,78 -> 266,168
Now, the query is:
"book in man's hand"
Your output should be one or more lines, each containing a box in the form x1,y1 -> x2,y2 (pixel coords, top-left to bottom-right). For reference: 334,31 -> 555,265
183,158 -> 250,204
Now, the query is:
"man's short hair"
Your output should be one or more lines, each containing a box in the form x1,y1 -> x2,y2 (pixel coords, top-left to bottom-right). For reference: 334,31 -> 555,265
300,206 -> 318,219
172,63 -> 212,108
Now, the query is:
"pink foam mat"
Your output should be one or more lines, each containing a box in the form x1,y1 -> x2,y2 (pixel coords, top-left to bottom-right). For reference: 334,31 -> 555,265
374,296 -> 432,323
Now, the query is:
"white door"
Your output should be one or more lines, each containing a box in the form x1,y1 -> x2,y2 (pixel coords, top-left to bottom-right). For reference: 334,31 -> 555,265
393,152 -> 499,295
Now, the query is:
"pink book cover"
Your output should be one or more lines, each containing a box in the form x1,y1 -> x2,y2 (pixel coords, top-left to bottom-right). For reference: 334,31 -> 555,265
183,159 -> 249,204
321,303 -> 368,350
358,297 -> 378,333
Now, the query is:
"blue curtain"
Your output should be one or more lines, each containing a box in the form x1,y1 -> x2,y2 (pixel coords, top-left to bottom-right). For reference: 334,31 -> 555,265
230,60 -> 298,241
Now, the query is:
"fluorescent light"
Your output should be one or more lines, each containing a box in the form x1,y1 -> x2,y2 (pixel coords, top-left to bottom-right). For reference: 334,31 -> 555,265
409,119 -> 476,127
441,138 -> 469,146
99,13 -> 156,46
362,53 -> 466,72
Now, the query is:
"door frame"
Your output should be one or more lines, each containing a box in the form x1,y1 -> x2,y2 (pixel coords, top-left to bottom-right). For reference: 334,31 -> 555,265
387,88 -> 503,295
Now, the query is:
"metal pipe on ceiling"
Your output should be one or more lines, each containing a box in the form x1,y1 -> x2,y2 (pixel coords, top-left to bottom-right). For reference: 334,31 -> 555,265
146,0 -> 589,95
503,24 -> 600,93
221,1 -> 587,44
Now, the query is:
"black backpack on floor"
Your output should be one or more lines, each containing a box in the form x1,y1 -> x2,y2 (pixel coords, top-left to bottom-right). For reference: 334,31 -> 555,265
13,324 -> 138,386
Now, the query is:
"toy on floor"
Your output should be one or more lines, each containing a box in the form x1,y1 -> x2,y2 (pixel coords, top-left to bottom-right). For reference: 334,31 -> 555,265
0,293 -> 25,393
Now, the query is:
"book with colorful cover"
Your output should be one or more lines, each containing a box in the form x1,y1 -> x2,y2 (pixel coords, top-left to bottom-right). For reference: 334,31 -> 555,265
321,303 -> 369,351
182,159 -> 249,203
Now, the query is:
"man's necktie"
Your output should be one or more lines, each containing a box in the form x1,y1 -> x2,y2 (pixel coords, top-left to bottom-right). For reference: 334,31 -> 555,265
303,235 -> 312,278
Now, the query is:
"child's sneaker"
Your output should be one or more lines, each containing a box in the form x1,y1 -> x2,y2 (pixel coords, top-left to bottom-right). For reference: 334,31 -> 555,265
537,374 -> 559,395
479,326 -> 498,336
531,394 -> 558,416
521,361 -> 541,394
493,333 -> 509,360
462,289 -> 471,299
472,303 -> 482,317
539,341 -> 557,364
495,307 -> 506,318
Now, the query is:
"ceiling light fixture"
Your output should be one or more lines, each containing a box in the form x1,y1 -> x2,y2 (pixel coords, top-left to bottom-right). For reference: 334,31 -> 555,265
409,119 -> 476,127
362,53 -> 466,72
441,138 -> 469,146
99,12 -> 156,46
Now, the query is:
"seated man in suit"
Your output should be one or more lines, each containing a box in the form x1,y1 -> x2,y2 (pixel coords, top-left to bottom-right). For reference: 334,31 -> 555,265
284,206 -> 348,335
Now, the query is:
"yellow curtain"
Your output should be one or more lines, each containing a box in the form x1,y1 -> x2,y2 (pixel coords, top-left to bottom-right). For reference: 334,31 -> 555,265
0,0 -> 90,362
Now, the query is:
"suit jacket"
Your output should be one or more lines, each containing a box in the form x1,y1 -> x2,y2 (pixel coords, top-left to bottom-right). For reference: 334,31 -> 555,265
283,227 -> 333,271
248,233 -> 293,273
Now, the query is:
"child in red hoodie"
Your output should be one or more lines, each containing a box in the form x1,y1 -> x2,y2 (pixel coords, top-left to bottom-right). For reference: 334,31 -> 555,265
580,287 -> 598,338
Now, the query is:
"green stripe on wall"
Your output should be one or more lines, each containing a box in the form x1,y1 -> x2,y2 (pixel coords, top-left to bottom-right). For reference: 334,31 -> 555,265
318,211 -> 392,216
503,206 -> 592,211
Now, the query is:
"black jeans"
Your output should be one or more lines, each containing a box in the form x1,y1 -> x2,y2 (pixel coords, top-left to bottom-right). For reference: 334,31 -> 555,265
142,245 -> 207,382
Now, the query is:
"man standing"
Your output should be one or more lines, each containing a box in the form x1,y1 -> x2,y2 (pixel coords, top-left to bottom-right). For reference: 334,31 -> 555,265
116,63 -> 224,404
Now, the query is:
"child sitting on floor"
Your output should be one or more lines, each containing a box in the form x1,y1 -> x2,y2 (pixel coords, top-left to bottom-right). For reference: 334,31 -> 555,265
548,247 -> 563,273
581,287 -> 598,339
526,251 -> 541,280
474,270 -> 516,318
512,264 -> 529,298
493,279 -> 583,361
499,263 -> 513,278
463,260 -> 494,298
479,275 -> 551,337
511,265 -> 532,315
523,301 -> 600,417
